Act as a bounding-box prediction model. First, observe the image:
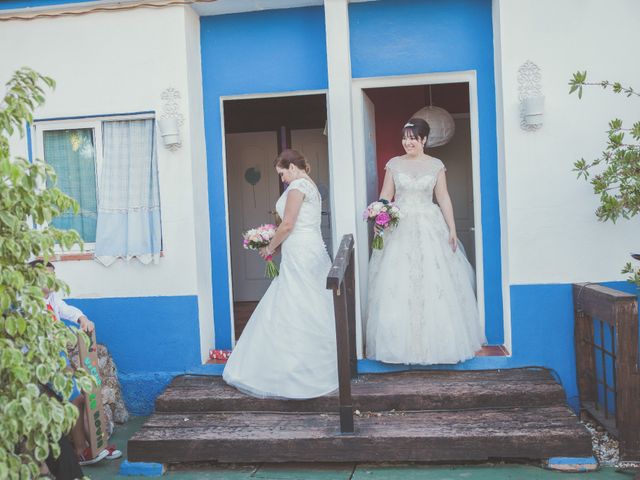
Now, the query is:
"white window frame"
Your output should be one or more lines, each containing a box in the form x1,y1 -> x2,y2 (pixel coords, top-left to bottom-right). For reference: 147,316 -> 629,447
32,112 -> 155,254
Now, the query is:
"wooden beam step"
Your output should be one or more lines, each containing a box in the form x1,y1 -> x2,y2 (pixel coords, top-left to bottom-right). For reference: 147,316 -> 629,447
157,369 -> 566,413
128,405 -> 592,464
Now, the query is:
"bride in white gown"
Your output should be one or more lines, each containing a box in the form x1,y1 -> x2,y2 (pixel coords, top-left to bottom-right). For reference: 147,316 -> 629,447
223,149 -> 338,399
366,118 -> 485,365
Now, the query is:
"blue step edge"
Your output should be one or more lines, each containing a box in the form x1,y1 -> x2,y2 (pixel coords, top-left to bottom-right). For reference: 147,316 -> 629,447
545,457 -> 599,472
119,460 -> 166,476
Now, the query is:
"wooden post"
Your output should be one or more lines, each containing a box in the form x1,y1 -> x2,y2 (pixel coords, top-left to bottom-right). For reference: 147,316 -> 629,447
573,284 -> 597,405
615,298 -> 640,461
332,283 -> 354,433
327,234 -> 355,434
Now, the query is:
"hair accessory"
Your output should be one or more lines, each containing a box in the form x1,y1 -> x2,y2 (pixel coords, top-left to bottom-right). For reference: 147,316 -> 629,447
403,122 -> 414,128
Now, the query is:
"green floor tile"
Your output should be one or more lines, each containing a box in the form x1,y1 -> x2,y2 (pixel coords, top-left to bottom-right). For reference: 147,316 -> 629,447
253,462 -> 355,480
352,464 -> 632,480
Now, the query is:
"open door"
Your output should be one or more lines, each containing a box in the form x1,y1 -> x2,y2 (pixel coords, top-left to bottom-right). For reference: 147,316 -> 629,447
363,92 -> 379,250
226,131 -> 280,302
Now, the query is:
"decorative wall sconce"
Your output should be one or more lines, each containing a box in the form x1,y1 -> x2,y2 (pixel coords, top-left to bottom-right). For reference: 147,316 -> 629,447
159,87 -> 184,150
157,117 -> 180,148
518,61 -> 543,131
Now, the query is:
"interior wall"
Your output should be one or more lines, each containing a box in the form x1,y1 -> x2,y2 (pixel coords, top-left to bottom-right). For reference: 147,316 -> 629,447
365,83 -> 469,189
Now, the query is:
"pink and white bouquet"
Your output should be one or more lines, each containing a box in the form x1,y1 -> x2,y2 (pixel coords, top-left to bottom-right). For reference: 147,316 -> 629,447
242,224 -> 279,278
363,201 -> 401,250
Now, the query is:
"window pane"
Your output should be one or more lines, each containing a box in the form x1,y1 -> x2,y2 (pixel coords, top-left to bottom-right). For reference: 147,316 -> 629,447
43,128 -> 97,242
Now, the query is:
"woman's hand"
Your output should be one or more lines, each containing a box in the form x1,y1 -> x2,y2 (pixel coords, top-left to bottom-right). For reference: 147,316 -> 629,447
374,223 -> 385,235
259,246 -> 273,259
448,232 -> 458,252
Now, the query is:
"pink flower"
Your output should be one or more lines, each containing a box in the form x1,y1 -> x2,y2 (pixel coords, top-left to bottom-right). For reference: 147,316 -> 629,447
375,212 -> 390,226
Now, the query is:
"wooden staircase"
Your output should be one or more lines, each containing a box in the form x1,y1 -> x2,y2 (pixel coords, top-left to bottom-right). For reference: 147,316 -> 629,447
127,368 -> 593,464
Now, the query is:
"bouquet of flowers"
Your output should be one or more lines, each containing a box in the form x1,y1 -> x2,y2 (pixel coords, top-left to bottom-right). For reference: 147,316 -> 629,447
242,224 -> 279,278
363,201 -> 401,250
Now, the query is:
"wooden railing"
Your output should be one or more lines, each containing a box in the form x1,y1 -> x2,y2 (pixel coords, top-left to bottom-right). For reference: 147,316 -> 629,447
573,283 -> 640,461
326,234 -> 357,434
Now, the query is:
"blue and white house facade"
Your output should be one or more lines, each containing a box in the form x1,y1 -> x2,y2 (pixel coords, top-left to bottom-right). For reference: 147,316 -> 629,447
1,0 -> 638,414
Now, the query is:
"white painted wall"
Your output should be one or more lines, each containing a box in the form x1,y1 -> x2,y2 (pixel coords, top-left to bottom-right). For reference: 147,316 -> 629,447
0,5 -> 205,297
494,0 -> 640,285
1,6 -> 213,357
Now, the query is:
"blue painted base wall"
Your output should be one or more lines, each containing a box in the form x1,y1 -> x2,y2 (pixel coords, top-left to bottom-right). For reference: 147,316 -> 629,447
67,283 -> 637,415
67,295 -> 201,415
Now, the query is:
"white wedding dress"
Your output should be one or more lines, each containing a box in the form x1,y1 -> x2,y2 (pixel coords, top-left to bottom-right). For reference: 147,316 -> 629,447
223,177 -> 339,398
366,156 -> 485,365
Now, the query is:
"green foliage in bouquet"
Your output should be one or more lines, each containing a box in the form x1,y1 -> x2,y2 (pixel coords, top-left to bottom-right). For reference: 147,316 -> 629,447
0,68 -> 94,479
569,71 -> 640,287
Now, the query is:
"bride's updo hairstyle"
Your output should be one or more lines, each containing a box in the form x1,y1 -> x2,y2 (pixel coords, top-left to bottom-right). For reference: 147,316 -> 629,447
402,117 -> 430,154
275,148 -> 311,174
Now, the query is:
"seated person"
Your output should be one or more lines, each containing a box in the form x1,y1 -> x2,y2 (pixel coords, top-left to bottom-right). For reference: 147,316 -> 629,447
29,259 -> 122,466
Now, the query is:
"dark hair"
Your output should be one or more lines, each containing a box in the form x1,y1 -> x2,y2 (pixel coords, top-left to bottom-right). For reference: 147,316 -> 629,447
275,149 -> 310,174
402,117 -> 430,153
29,259 -> 55,269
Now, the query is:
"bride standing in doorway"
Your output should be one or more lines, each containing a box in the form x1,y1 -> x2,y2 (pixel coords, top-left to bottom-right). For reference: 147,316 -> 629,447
223,149 -> 338,398
366,118 -> 485,365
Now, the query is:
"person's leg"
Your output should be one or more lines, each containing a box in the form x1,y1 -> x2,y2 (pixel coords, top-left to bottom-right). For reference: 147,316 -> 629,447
45,435 -> 83,480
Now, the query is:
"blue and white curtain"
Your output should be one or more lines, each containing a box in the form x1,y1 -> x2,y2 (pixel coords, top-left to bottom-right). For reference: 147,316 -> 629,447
94,119 -> 161,266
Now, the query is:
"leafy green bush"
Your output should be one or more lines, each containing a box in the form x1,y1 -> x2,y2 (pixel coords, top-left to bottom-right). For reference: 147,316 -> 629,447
569,71 -> 640,287
0,68 -> 93,478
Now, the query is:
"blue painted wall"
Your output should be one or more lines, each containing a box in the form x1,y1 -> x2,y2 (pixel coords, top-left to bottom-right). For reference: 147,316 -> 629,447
200,7 -> 328,349
67,295 -> 201,414
349,0 -> 504,344
509,281 -> 638,411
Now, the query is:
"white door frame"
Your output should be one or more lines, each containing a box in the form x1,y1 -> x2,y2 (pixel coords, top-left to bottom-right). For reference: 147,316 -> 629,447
351,70 -> 486,333
219,89 -> 328,345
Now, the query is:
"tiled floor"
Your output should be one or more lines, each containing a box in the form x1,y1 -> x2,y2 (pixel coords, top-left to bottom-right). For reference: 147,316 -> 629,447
84,417 -> 635,479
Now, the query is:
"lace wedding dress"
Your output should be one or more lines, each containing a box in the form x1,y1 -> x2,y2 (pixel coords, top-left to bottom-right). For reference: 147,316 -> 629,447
223,178 -> 338,398
366,156 -> 485,364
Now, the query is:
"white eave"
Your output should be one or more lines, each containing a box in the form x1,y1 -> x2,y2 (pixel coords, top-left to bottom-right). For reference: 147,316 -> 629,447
0,0 -> 377,19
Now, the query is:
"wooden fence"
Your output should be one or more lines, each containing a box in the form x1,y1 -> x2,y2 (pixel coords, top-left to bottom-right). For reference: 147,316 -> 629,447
573,282 -> 640,460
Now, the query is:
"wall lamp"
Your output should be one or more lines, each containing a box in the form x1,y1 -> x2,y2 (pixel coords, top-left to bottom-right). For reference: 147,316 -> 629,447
518,60 -> 543,131
157,117 -> 181,149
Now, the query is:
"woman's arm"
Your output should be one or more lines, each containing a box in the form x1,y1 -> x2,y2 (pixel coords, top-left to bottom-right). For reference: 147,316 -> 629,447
260,190 -> 304,257
378,168 -> 395,202
433,169 -> 458,252
374,169 -> 396,234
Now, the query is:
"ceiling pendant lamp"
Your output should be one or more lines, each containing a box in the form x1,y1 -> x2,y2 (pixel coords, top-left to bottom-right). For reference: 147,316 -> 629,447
411,85 -> 455,148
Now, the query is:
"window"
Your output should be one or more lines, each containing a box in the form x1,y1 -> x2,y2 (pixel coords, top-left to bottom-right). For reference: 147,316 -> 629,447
41,126 -> 99,242
34,114 -> 162,263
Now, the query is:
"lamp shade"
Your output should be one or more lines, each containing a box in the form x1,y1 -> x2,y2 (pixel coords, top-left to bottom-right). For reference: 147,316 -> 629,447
411,105 -> 456,148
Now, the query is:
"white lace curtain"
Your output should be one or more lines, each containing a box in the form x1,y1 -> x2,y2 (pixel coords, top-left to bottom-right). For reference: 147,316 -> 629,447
94,119 -> 161,266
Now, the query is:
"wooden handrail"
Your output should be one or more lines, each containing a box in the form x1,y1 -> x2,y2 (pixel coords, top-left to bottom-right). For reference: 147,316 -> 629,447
573,283 -> 639,461
327,234 -> 357,434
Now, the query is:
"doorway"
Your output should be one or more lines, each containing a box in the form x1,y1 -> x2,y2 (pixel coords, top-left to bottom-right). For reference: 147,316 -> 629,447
363,82 -> 476,267
353,74 -> 487,346
223,93 -> 330,341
